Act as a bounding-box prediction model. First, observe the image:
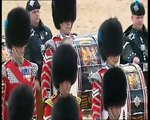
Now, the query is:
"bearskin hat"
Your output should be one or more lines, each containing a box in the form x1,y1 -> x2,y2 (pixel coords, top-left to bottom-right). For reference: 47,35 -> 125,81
52,44 -> 78,89
52,0 -> 76,29
8,84 -> 34,120
98,17 -> 123,61
52,95 -> 80,120
103,67 -> 127,111
130,1 -> 145,16
5,7 -> 30,49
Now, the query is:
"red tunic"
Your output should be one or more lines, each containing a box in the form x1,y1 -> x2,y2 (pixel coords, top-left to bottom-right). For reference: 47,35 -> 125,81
41,33 -> 76,102
2,59 -> 38,120
43,92 -> 83,120
91,68 -> 107,120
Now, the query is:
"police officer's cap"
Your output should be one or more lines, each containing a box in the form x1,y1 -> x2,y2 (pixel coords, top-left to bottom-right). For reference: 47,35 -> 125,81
130,1 -> 145,16
26,0 -> 41,12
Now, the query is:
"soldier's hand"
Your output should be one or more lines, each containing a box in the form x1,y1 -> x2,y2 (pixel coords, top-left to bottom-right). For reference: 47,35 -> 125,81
133,56 -> 140,64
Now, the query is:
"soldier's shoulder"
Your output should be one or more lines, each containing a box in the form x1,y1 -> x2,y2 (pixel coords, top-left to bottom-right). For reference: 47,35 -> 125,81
45,38 -> 56,50
45,93 -> 57,107
124,25 -> 133,37
2,60 -> 11,77
88,68 -> 104,82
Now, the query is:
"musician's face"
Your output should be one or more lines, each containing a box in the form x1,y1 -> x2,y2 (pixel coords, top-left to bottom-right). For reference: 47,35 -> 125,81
60,21 -> 72,35
12,45 -> 26,57
131,15 -> 144,30
108,106 -> 121,120
59,81 -> 71,96
29,9 -> 40,26
107,55 -> 120,66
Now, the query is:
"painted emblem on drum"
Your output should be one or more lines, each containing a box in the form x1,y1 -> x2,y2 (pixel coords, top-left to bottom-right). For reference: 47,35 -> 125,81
80,46 -> 98,66
133,96 -> 141,107
127,73 -> 141,89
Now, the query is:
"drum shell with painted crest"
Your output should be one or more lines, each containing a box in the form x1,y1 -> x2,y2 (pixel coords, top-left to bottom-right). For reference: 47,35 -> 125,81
119,63 -> 148,120
73,35 -> 101,110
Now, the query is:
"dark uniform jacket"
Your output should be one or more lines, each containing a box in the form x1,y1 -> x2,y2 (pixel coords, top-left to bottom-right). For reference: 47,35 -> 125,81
121,25 -> 148,64
121,25 -> 148,86
24,20 -> 52,83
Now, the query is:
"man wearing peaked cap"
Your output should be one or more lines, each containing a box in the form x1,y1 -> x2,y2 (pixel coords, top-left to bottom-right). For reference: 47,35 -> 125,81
88,17 -> 124,120
25,0 -> 53,84
26,0 -> 41,12
130,0 -> 145,16
41,0 -> 77,105
121,0 -> 148,85
51,95 -> 80,120
103,67 -> 127,120
8,85 -> 34,120
43,44 -> 83,120
2,7 -> 39,120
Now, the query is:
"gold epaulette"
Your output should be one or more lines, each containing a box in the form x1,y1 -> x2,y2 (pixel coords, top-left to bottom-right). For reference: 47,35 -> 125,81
76,96 -> 81,105
45,94 -> 57,107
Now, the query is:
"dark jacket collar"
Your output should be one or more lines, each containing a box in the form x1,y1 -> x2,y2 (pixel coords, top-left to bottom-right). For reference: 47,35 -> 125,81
31,19 -> 45,31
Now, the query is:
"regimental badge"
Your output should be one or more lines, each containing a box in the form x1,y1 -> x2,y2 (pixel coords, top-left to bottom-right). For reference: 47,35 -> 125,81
133,96 -> 141,107
133,4 -> 139,12
140,44 -> 145,51
41,35 -> 44,40
30,29 -> 35,37
21,68 -> 31,81
29,0 -> 35,7
128,33 -> 135,41
143,63 -> 148,72
45,32 -> 48,36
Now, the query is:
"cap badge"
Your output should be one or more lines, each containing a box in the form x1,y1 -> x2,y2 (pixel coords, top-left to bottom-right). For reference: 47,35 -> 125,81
133,4 -> 139,12
29,0 -> 35,7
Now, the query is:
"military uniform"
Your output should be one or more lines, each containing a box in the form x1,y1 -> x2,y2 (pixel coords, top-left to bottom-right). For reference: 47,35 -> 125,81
121,1 -> 148,85
25,0 -> 53,83
103,67 -> 127,120
43,44 -> 82,120
89,18 -> 124,120
2,59 -> 38,120
2,7 -> 38,120
43,92 -> 82,120
41,33 -> 77,101
122,25 -> 148,64
90,62 -> 116,120
41,0 -> 77,102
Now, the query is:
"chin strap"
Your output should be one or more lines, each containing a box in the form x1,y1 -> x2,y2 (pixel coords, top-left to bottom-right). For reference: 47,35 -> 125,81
108,108 -> 120,120
12,48 -> 24,65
